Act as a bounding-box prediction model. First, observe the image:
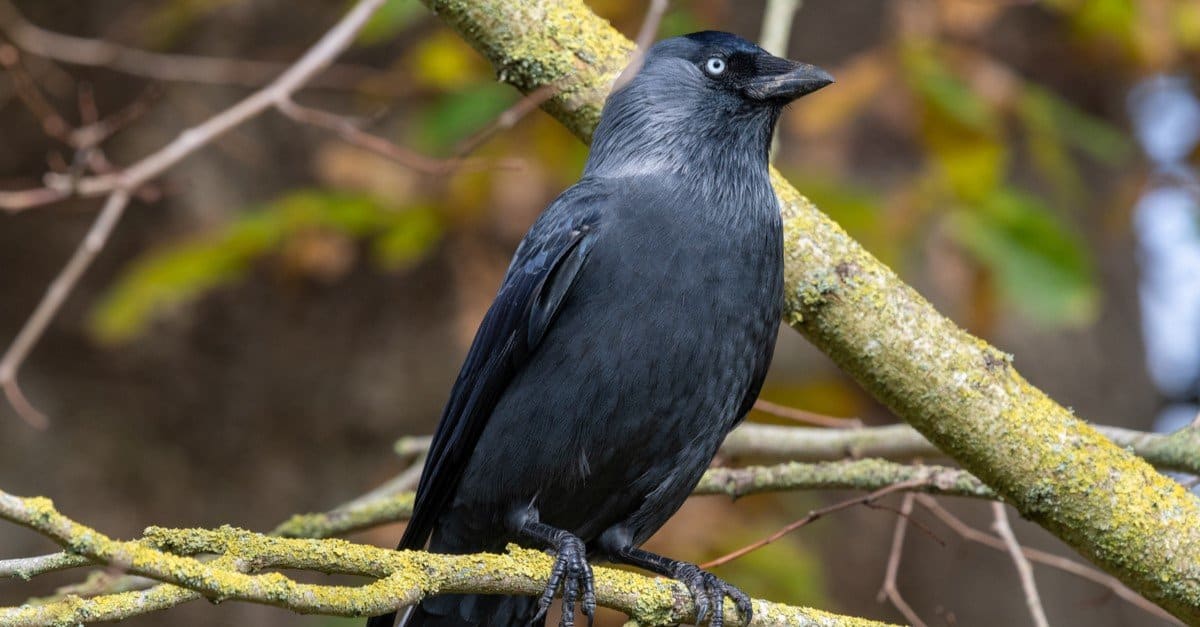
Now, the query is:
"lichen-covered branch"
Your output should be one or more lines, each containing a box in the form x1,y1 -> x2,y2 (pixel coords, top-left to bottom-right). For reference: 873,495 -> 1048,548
721,423 -> 1200,475
391,422 -> 1200,476
419,0 -> 1200,621
269,459 -> 992,539
0,490 -> 891,627
0,551 -> 91,579
696,460 -> 994,499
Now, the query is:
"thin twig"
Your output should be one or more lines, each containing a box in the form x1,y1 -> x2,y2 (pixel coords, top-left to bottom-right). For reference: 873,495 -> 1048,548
916,496 -> 1180,624
275,97 -> 521,174
752,399 -> 863,428
758,0 -> 802,160
0,41 -> 70,140
877,493 -> 928,627
991,502 -> 1050,627
0,190 -> 129,428
453,83 -> 558,157
758,0 -> 803,58
610,0 -> 669,92
0,0 -> 390,424
0,0 -> 380,89
701,478 -> 926,569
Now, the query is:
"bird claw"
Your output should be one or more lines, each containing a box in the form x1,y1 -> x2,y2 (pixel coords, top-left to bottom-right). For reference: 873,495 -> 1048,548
672,563 -> 752,627
531,534 -> 595,627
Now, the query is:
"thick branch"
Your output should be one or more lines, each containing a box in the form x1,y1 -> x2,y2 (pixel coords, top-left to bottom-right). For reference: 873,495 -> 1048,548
0,491 -> 890,627
420,1 -> 1200,621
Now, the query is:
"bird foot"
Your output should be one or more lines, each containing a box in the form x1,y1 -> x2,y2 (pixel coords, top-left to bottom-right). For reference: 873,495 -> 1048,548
671,563 -> 752,627
531,534 -> 595,627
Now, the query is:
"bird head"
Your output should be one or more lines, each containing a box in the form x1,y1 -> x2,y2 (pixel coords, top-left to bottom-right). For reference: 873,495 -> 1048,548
636,31 -> 834,107
587,31 -> 833,177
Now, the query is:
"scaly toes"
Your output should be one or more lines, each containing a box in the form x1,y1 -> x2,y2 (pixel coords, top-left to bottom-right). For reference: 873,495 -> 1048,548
532,535 -> 594,627
674,565 -> 752,627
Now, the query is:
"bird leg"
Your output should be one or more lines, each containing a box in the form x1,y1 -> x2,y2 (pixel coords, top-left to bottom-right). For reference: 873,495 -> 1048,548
612,546 -> 752,627
511,514 -> 596,627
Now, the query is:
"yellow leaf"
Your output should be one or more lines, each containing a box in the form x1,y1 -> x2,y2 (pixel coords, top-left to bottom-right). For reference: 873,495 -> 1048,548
411,31 -> 485,91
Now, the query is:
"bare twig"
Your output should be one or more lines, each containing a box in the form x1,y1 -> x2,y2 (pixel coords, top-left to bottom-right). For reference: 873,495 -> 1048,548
751,399 -> 863,428
758,0 -> 803,58
610,0 -> 669,92
275,97 -> 521,174
759,0 -> 802,160
453,83 -> 558,157
0,42 -> 70,140
0,0 -> 380,89
0,186 -> 66,211
701,478 -> 926,569
0,0 -> 390,424
0,190 -> 129,427
916,496 -> 1180,624
877,493 -> 927,627
991,502 -> 1050,627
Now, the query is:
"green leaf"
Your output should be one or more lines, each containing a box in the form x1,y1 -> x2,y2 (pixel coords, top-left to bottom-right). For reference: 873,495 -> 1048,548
1019,86 -> 1131,165
414,83 -> 516,152
372,204 -> 444,270
947,189 -> 1098,326
356,0 -> 427,45
90,190 -> 442,344
902,42 -> 1008,201
901,43 -> 997,132
925,122 -> 1009,203
658,7 -> 704,39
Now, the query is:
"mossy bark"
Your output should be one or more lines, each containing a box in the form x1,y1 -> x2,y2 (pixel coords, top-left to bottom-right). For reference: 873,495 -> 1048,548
422,0 -> 1200,622
0,492 -> 890,627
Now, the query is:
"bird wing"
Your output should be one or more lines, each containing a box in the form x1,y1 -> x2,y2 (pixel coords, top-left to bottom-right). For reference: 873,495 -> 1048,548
399,187 -> 602,550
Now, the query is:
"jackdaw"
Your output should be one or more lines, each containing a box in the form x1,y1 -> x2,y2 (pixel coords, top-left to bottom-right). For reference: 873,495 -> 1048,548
367,30 -> 832,627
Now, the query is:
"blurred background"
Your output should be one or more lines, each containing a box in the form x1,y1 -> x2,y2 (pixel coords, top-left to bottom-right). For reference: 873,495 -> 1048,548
2,0 -> 1199,625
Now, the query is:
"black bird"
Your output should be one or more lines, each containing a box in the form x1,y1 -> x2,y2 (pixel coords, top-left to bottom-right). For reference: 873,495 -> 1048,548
367,31 -> 832,627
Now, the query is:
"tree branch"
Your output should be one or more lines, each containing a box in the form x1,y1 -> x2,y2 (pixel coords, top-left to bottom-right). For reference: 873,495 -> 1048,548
0,0 -> 390,425
0,0 -> 379,89
721,422 -> 1200,475
4,459 -> 990,586
991,502 -> 1050,627
419,1 -> 1200,621
915,495 -> 1181,624
0,490 -> 892,627
389,421 -> 1200,477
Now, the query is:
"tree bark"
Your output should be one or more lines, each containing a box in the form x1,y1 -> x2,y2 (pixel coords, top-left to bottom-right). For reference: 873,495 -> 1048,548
421,0 -> 1200,622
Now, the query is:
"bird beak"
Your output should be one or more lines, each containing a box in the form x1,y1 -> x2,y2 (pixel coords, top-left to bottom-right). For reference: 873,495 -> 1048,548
744,59 -> 834,102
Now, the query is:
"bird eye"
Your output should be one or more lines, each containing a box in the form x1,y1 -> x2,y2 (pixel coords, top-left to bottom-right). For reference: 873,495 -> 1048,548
704,57 -> 726,76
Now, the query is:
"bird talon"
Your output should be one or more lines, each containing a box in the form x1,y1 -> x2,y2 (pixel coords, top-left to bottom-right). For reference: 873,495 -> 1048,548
672,564 -> 752,626
533,535 -> 593,627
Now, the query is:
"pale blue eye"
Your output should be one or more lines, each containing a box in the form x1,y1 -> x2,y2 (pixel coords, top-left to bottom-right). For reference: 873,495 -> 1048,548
705,57 -> 726,76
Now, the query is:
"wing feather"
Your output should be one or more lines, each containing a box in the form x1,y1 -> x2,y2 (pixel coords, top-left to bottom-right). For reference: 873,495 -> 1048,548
398,189 -> 602,550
